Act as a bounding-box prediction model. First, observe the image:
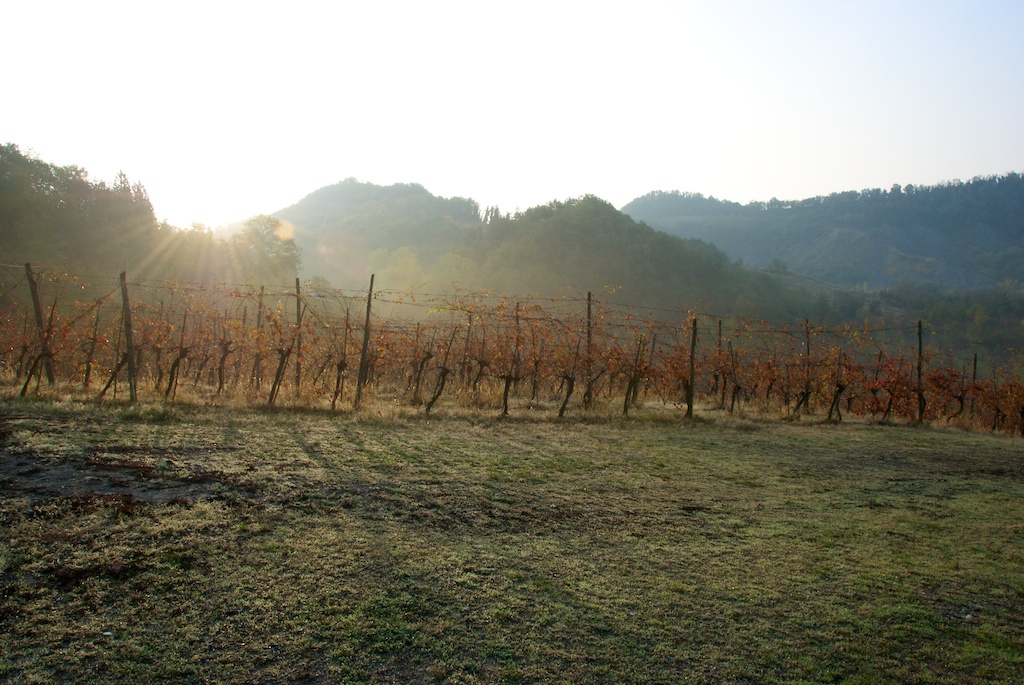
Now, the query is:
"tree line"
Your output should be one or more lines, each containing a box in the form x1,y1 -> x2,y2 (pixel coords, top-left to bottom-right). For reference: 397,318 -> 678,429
0,144 -> 300,286
623,173 -> 1024,288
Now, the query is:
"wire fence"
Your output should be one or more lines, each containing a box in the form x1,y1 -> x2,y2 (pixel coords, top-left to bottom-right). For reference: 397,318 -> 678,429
2,264 -> 1022,433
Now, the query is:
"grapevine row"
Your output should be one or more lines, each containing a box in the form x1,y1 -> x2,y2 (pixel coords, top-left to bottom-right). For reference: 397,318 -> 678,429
2,266 -> 1022,434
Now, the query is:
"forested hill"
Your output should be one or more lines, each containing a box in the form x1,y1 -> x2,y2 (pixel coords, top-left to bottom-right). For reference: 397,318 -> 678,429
0,143 -> 158,276
0,148 -> 829,319
274,182 -> 836,319
9,144 -> 1024,352
621,174 -> 1024,290
0,144 -> 301,285
273,179 -> 481,290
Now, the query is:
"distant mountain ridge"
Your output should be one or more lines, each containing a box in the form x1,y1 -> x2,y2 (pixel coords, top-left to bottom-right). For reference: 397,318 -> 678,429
620,174 -> 1024,290
4,143 -> 1024,360
273,180 -> 836,320
278,173 -> 1024,295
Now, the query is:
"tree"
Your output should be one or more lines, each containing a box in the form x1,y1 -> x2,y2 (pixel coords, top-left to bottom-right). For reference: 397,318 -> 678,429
0,144 -> 157,273
230,215 -> 301,284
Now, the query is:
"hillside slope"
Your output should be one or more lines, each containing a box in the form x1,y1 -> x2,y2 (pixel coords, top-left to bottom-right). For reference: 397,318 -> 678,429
274,179 -> 481,289
621,175 -> 1024,290
274,183 -> 844,319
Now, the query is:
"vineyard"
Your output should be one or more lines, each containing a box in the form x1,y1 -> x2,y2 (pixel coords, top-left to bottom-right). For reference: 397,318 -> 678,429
3,263 -> 1023,434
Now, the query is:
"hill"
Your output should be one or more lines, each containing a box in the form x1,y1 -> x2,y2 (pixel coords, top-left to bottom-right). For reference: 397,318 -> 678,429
274,182 -> 844,319
273,179 -> 481,290
0,144 -> 158,276
5,144 -> 1023,358
621,174 -> 1024,290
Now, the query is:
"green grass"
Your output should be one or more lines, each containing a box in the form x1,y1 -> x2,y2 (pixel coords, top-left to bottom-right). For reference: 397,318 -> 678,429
1,398 -> 1022,683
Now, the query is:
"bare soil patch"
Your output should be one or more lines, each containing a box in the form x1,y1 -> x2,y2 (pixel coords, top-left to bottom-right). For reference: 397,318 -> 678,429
0,414 -> 220,504
0,451 -> 217,504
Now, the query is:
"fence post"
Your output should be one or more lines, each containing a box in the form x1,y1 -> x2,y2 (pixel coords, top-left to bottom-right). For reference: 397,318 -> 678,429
251,286 -> 264,389
332,310 -> 351,411
800,319 -> 812,414
295,277 -> 302,397
119,271 -> 138,403
970,352 -> 978,417
354,274 -> 375,410
718,320 -> 725,408
24,263 -> 55,384
917,320 -> 926,423
686,317 -> 697,418
584,291 -> 593,408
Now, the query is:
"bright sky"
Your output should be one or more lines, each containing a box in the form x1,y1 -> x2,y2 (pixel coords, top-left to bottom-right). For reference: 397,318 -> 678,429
5,1 -> 1023,229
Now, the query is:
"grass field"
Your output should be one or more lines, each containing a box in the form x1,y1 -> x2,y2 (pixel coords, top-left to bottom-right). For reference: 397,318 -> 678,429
1,399 -> 1022,684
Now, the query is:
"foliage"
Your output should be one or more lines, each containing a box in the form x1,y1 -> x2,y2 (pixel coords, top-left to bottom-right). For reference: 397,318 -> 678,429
0,145 -> 299,286
273,179 -> 480,289
228,215 -> 301,285
276,186 -> 831,319
2,269 -> 1024,435
6,146 -> 1024,359
623,174 -> 1024,290
0,144 -> 157,274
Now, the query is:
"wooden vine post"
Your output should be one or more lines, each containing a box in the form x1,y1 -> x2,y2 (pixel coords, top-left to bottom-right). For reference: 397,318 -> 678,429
804,320 -> 811,412
24,263 -> 55,385
686,317 -> 697,418
791,319 -> 813,414
295,277 -> 303,397
717,320 -> 725,408
250,286 -> 265,390
728,340 -> 740,413
583,291 -> 594,409
970,352 -> 978,417
354,274 -> 374,410
331,310 -> 350,411
460,311 -> 473,385
916,320 -> 926,424
119,271 -> 138,403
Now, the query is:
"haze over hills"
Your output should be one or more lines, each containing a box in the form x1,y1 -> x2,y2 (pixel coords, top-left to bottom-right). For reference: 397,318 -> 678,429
4,143 -> 1024,361
269,175 -> 1024,360
275,172 -> 1024,297
620,174 -> 1024,291
272,179 -> 842,321
273,180 -> 481,291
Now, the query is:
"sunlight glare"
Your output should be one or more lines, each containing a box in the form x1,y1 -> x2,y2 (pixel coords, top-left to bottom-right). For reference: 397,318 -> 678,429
274,221 -> 296,241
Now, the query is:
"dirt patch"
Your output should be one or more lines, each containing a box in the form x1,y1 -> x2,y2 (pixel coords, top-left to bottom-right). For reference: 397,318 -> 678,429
0,412 -> 236,504
0,451 -> 218,504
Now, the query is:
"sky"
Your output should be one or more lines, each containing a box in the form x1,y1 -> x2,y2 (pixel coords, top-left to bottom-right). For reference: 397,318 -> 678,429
4,1 -> 1024,229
